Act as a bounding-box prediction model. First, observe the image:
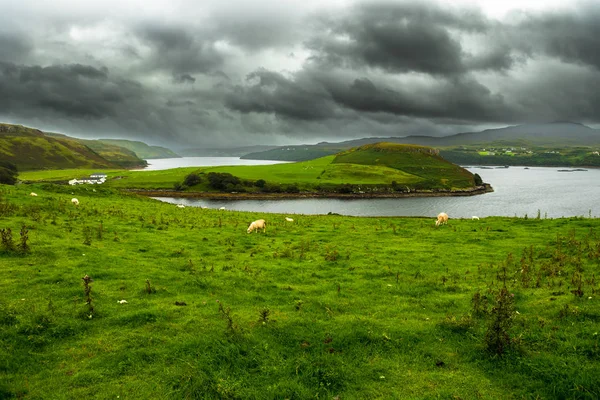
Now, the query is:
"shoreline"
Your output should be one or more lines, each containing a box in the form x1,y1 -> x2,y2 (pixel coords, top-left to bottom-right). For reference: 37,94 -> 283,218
127,184 -> 494,200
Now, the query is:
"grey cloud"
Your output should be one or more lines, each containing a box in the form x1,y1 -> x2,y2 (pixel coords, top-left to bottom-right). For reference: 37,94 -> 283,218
0,31 -> 33,63
226,65 -> 518,125
307,2 -> 491,75
514,7 -> 600,70
173,73 -> 196,84
225,69 -> 337,120
135,24 -> 224,75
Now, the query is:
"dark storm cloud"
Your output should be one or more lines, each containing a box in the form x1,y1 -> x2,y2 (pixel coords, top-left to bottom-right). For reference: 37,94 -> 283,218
307,2 -> 490,75
226,66 -> 517,125
326,76 -> 513,122
513,7 -> 600,70
0,62 -> 131,118
225,69 -> 337,120
2,0 -> 600,148
135,24 -> 224,75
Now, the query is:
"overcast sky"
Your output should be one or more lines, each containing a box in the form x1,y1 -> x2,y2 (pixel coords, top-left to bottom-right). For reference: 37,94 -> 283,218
1,0 -> 599,148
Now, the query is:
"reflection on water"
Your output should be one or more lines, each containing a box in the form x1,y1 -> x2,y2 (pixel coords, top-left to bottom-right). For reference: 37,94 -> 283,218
154,166 -> 600,218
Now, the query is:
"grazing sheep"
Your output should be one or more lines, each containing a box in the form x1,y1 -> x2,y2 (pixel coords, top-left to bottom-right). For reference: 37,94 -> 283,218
117,300 -> 128,304
285,217 -> 294,222
472,216 -> 480,220
71,198 -> 79,206
30,192 -> 38,197
177,204 -> 185,208
247,219 -> 266,233
219,207 -> 226,210
201,206 -> 208,209
435,212 -> 448,226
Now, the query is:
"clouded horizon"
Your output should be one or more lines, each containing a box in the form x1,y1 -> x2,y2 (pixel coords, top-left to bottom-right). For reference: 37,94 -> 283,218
1,0 -> 599,149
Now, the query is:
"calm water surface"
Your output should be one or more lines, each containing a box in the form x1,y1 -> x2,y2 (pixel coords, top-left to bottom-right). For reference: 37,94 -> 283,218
134,157 -> 288,170
148,159 -> 600,218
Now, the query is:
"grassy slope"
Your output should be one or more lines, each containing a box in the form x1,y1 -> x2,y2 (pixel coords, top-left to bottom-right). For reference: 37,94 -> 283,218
20,143 -> 477,191
0,183 -> 599,399
99,139 -> 180,159
0,124 -> 118,171
333,143 -> 475,188
43,132 -> 147,169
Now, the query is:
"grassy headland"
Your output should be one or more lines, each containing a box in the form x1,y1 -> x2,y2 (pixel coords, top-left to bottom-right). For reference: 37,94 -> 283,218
0,183 -> 599,399
20,143 -> 488,197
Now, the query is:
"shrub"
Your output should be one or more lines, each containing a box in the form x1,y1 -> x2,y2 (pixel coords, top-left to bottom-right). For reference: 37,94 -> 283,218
183,173 -> 201,187
255,179 -> 266,188
0,167 -> 17,185
474,173 -> 483,186
207,172 -> 240,191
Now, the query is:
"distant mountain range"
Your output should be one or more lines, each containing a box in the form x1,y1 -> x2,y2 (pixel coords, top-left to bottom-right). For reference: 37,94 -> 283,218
177,145 -> 278,157
97,139 -> 179,159
241,122 -> 600,161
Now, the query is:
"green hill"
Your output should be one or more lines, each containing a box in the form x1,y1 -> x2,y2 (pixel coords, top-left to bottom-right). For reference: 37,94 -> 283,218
0,123 -> 120,171
0,123 -> 149,171
184,142 -> 481,193
331,142 -> 475,189
19,142 -> 484,194
98,139 -> 180,159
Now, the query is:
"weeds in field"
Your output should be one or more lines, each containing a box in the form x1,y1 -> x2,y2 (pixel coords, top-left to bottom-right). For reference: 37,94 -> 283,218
145,279 -> 156,294
1,228 -> 15,252
218,302 -> 237,333
484,266 -> 515,356
258,307 -> 271,324
18,225 -> 29,254
82,274 -> 94,318
83,226 -> 93,246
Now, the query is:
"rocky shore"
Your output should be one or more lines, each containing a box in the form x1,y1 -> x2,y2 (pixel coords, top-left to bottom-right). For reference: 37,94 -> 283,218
127,183 -> 493,200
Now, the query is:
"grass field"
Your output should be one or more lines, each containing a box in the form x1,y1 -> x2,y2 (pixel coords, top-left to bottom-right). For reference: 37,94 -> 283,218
19,144 -> 479,193
1,183 -> 599,399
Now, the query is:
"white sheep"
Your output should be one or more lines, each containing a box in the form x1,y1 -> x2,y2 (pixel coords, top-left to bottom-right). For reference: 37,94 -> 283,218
177,204 -> 185,208
285,217 -> 294,222
30,192 -> 38,197
435,212 -> 448,226
219,207 -> 226,211
472,216 -> 480,220
201,206 -> 208,209
117,300 -> 128,304
71,198 -> 79,206
247,219 -> 266,233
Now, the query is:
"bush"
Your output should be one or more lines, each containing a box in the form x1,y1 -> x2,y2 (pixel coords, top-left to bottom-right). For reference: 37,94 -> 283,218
0,162 -> 17,185
255,179 -> 266,188
183,173 -> 201,187
474,173 -> 483,186
337,184 -> 355,194
207,172 -> 241,191
263,183 -> 283,193
284,184 -> 300,193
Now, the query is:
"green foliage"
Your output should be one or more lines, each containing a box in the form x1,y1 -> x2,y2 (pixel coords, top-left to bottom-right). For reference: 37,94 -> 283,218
207,172 -> 241,190
0,227 -> 15,252
0,164 -> 17,185
183,172 -> 202,187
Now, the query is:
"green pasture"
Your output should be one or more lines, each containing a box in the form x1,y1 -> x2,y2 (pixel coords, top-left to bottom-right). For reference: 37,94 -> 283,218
0,183 -> 599,399
19,145 -> 477,192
